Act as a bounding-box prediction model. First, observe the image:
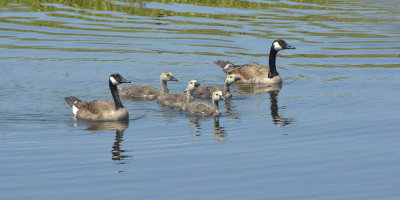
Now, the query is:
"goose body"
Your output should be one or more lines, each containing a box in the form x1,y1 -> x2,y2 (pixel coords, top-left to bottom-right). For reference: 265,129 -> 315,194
183,91 -> 225,116
193,74 -> 240,100
65,73 -> 131,121
157,80 -> 200,109
120,72 -> 177,100
215,39 -> 295,84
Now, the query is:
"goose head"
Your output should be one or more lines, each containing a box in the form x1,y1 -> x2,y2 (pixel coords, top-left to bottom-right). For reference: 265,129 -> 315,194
186,80 -> 200,92
160,72 -> 178,82
225,74 -> 241,85
272,39 -> 296,51
109,73 -> 131,85
212,90 -> 225,102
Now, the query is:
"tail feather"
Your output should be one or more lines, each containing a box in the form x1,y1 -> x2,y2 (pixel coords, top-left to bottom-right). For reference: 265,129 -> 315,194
215,60 -> 233,69
64,96 -> 81,107
214,60 -> 240,74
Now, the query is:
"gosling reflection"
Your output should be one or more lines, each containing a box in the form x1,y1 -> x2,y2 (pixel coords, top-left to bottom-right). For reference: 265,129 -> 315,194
268,90 -> 293,127
213,116 -> 227,142
188,116 -> 228,141
76,121 -> 132,163
224,99 -> 235,114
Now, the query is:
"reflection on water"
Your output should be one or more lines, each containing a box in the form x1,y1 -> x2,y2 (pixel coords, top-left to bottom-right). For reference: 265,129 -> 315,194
189,116 -> 227,142
74,120 -> 132,165
1,0 -> 399,199
235,83 -> 282,94
213,116 -> 227,142
112,129 -> 129,164
77,120 -> 129,131
268,91 -> 293,127
233,83 -> 293,127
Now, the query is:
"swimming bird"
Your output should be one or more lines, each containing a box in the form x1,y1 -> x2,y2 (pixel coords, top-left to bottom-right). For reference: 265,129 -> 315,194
157,80 -> 200,109
119,72 -> 178,100
193,74 -> 241,100
215,39 -> 295,84
182,91 -> 225,116
65,73 -> 131,121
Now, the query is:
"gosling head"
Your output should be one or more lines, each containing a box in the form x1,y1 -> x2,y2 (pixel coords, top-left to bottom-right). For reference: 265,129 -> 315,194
109,73 -> 131,86
272,39 -> 296,51
225,74 -> 241,85
186,80 -> 200,92
160,72 -> 178,82
212,90 -> 225,102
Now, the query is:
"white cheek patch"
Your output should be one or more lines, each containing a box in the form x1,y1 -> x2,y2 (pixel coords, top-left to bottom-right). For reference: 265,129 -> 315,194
109,76 -> 120,85
72,105 -> 79,116
273,42 -> 283,51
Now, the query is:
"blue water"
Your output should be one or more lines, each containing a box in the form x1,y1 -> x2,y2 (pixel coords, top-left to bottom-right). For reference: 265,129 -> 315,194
1,0 -> 400,199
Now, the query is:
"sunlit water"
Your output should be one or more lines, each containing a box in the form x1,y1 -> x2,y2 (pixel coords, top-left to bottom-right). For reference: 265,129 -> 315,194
1,0 -> 399,199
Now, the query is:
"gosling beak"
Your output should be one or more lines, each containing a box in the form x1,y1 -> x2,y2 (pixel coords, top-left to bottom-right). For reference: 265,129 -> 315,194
221,95 -> 225,101
234,77 -> 241,81
194,83 -> 200,87
170,76 -> 178,82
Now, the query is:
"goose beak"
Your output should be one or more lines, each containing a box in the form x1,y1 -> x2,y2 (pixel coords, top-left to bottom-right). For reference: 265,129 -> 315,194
119,75 -> 131,83
170,76 -> 178,82
121,79 -> 131,83
285,44 -> 296,49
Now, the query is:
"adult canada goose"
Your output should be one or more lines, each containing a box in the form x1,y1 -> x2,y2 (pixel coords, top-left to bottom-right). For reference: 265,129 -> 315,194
193,74 -> 241,100
157,80 -> 200,109
215,39 -> 295,84
65,73 -> 131,121
182,91 -> 225,116
119,72 -> 178,100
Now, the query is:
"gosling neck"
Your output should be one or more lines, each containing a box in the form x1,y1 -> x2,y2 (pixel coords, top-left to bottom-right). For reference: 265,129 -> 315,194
223,81 -> 230,94
109,80 -> 124,110
160,80 -> 169,93
212,99 -> 220,115
268,46 -> 279,78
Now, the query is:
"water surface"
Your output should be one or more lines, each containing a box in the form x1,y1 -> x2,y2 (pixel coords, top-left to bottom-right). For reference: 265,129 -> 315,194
1,0 -> 399,199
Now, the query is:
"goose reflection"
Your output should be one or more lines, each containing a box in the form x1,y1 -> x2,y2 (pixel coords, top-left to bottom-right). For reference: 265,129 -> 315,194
233,83 -> 293,127
268,90 -> 293,127
235,83 -> 282,94
75,120 -> 132,163
189,116 -> 227,141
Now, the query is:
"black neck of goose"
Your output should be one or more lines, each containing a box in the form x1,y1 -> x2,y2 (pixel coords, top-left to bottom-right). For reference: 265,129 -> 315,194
268,46 -> 279,78
109,80 -> 124,109
161,80 -> 169,93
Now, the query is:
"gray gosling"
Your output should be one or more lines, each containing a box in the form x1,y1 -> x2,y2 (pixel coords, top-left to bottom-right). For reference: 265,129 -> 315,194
157,80 -> 200,109
119,72 -> 178,100
65,73 -> 131,121
182,91 -> 225,116
193,74 -> 241,100
215,39 -> 295,84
